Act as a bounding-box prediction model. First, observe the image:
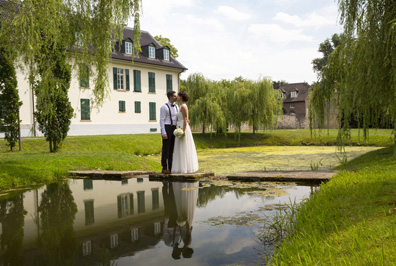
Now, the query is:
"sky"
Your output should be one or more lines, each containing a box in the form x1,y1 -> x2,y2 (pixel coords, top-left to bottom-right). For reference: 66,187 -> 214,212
130,0 -> 343,84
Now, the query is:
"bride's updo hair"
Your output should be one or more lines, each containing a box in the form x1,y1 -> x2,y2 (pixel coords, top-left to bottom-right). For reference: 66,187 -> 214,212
178,91 -> 190,102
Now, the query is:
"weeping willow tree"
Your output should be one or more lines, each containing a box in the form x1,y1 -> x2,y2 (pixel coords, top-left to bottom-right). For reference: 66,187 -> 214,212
248,78 -> 281,134
184,73 -> 281,141
310,0 -> 396,148
185,73 -> 226,135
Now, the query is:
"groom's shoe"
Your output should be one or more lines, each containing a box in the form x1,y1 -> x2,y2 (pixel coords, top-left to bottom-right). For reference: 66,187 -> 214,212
162,169 -> 171,174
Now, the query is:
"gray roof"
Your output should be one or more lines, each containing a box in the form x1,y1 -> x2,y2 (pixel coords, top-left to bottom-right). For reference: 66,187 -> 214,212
112,28 -> 187,72
277,83 -> 310,103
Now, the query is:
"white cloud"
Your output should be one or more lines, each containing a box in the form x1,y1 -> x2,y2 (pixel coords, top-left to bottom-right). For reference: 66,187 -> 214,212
214,5 -> 252,21
135,0 -> 340,84
273,5 -> 338,28
248,24 -> 313,43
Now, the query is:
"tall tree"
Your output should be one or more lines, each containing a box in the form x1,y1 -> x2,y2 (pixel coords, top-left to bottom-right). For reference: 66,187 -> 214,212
249,79 -> 282,134
0,47 -> 21,151
185,73 -> 226,135
312,33 -> 342,74
311,0 -> 396,148
33,42 -> 74,152
154,35 -> 179,58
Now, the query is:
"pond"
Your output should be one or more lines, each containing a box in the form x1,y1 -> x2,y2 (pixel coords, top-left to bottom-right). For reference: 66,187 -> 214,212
0,178 -> 314,265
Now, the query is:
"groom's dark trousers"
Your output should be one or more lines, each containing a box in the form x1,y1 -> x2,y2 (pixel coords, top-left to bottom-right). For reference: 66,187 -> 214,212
161,124 -> 177,171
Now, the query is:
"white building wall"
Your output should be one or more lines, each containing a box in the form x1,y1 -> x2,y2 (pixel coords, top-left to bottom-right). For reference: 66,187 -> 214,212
2,59 -> 182,137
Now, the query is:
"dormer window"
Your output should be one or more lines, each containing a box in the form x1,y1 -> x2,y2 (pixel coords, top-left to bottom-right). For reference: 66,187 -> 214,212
149,45 -> 156,58
164,49 -> 170,61
125,41 -> 132,54
291,91 -> 297,98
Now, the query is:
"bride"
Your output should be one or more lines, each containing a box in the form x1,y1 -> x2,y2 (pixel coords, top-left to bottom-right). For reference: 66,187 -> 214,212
171,91 -> 199,173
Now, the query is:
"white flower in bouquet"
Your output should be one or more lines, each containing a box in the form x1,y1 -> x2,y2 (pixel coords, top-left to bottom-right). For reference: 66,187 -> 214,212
173,127 -> 185,139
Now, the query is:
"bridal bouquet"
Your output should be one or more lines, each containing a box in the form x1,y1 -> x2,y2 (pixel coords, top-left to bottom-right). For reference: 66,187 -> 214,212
173,127 -> 185,139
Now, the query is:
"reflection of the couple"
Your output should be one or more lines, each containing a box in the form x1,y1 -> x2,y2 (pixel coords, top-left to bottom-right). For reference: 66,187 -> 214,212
162,181 -> 198,260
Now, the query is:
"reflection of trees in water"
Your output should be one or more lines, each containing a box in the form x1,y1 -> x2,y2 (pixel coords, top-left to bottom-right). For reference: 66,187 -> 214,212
37,182 -> 78,266
0,194 -> 26,266
198,182 -> 271,207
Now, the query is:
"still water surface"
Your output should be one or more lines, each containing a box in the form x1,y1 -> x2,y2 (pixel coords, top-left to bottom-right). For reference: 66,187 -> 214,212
0,178 -> 313,265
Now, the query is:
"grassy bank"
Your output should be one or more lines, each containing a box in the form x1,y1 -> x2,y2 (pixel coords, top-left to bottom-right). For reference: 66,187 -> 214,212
269,146 -> 396,265
0,129 -> 393,191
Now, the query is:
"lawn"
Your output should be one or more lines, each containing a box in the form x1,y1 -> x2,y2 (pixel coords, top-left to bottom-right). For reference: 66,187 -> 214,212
268,146 -> 396,265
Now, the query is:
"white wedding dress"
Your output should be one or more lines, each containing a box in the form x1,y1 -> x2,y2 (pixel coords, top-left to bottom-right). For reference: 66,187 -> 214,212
171,104 -> 199,173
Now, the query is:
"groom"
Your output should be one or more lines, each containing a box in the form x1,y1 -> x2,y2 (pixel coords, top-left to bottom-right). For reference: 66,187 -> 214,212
160,91 -> 178,174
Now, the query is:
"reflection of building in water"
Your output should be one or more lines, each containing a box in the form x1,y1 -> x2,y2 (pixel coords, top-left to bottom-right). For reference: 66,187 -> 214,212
0,178 -> 165,265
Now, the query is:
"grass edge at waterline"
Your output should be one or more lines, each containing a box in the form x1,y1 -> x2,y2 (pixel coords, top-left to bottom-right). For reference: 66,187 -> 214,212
268,146 -> 396,265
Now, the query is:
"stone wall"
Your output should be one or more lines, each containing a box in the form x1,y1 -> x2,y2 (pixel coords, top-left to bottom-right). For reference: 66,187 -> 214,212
277,115 -> 309,129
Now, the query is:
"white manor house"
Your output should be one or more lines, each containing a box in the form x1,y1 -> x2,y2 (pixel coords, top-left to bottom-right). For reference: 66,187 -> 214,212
2,28 -> 187,137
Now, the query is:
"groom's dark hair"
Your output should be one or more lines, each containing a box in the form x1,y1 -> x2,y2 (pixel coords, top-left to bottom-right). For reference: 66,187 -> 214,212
167,91 -> 176,99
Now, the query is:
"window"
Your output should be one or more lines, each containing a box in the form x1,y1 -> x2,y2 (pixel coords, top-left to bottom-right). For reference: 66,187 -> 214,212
291,91 -> 297,98
148,72 -> 155,92
134,101 -> 141,113
164,49 -> 170,61
79,65 -> 89,88
83,179 -> 93,190
82,241 -> 92,256
131,228 -> 139,242
125,41 -> 132,54
118,194 -> 129,218
113,68 -> 130,91
133,70 -> 141,92
110,234 -> 118,249
119,101 -> 126,112
84,200 -> 95,226
137,191 -> 145,214
149,45 -> 155,58
81,99 -> 90,121
149,102 -> 156,121
290,104 -> 295,109
152,188 -> 159,210
154,222 -> 161,235
166,74 -> 172,92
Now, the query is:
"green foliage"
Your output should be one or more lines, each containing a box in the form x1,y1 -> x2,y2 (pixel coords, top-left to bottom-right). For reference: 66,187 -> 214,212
186,73 -> 226,135
185,73 -> 282,140
312,33 -> 343,74
310,1 -> 396,149
33,43 -> 74,152
154,35 -> 179,58
37,182 -> 78,265
0,194 -> 26,265
0,47 -> 21,151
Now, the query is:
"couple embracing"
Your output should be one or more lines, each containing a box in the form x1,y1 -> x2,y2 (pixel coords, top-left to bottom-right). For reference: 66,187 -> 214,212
160,91 -> 199,174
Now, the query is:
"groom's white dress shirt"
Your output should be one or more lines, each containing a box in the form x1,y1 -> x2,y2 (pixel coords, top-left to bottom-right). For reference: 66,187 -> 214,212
160,102 -> 178,136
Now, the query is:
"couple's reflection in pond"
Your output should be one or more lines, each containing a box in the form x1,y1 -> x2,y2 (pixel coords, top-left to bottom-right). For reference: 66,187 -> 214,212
162,181 -> 198,260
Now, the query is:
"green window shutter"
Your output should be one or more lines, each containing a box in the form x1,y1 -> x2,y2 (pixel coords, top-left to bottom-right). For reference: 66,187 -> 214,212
133,70 -> 141,92
149,102 -> 156,120
113,67 -> 117,90
148,72 -> 155,92
125,69 -> 130,91
80,65 -> 89,88
81,99 -> 90,120
135,101 -> 141,113
166,74 -> 172,92
119,101 -> 126,112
